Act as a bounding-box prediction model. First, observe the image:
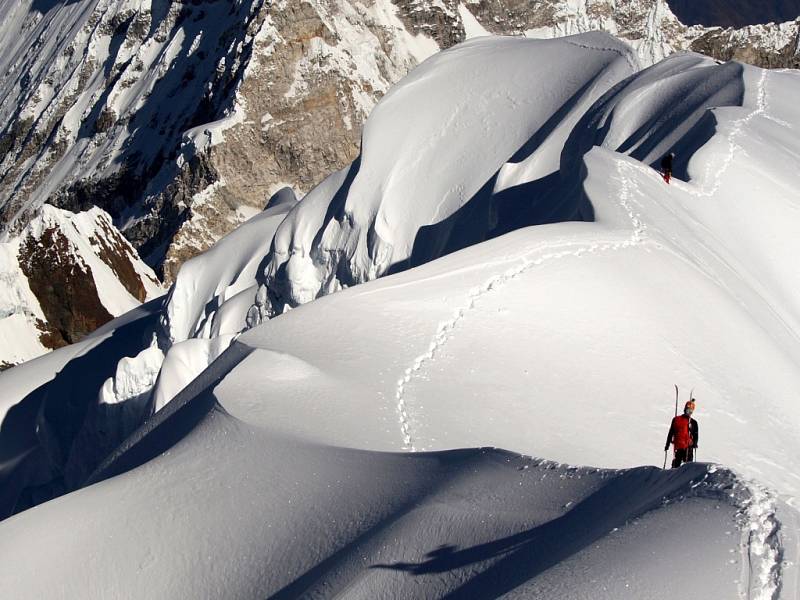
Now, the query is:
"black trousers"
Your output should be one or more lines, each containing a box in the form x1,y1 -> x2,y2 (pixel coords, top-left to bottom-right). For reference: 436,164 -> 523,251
671,447 -> 695,469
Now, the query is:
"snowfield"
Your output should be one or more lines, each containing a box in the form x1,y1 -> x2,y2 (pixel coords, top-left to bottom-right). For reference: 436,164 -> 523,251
1,396 -> 793,599
1,32 -> 800,598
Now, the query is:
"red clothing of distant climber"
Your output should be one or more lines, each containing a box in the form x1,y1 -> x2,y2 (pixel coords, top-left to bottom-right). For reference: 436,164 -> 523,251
667,415 -> 694,449
665,402 -> 699,469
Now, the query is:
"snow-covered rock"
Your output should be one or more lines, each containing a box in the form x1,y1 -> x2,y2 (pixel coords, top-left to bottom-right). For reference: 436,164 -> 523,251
466,1 -> 800,68
0,204 -> 161,367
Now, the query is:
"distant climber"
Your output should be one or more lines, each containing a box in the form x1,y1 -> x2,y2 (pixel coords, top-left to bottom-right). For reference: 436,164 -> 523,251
664,400 -> 698,468
660,152 -> 674,184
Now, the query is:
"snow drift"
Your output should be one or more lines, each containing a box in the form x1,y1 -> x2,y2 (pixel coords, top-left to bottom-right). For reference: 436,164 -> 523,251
1,387 -> 793,599
249,33 -> 639,320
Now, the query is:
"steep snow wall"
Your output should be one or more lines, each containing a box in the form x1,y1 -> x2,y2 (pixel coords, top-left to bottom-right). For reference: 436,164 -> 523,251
249,33 -> 638,318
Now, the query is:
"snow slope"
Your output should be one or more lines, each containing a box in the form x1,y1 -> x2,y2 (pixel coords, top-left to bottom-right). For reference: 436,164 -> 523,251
250,33 -> 638,319
1,33 -> 800,598
228,48 -> 800,506
0,388 -> 793,599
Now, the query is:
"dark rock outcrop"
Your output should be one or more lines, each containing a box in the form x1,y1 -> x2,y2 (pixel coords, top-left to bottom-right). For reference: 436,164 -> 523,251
19,227 -> 113,347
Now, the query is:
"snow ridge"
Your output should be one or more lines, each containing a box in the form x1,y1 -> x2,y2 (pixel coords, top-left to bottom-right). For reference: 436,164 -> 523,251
663,465 -> 784,600
395,158 -> 649,451
740,478 -> 782,600
694,69 -> 769,199
562,35 -> 640,73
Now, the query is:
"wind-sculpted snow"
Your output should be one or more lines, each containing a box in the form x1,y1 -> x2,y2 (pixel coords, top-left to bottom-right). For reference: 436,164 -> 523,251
214,51 -> 800,508
161,188 -> 297,345
1,34 -> 800,597
250,33 -> 639,319
0,379 -> 795,598
147,188 -> 298,412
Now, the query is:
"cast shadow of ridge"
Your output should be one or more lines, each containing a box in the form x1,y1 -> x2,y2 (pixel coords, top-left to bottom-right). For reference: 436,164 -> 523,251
391,167 -> 592,276
267,448 -> 499,600
371,463 -> 715,598
0,299 -> 164,518
85,341 -> 254,487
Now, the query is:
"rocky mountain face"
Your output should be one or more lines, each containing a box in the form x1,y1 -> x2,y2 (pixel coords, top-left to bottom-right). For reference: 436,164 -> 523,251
0,0 -> 799,366
0,204 -> 162,368
690,20 -> 800,69
0,0 -> 433,282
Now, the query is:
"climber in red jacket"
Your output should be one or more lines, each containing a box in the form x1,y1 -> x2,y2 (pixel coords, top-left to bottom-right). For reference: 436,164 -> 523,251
665,400 -> 699,468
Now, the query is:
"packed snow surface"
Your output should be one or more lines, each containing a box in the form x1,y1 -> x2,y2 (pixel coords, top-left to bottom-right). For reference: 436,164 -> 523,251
0,391 -> 794,599
1,33 -> 800,598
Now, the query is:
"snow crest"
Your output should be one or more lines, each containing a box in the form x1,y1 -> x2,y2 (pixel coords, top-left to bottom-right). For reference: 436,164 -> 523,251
250,33 -> 638,321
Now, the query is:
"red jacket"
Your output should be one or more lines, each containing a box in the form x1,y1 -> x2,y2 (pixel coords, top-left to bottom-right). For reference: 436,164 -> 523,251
666,415 -> 698,450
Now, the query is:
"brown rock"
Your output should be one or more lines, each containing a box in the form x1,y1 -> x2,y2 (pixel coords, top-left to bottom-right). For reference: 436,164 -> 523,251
19,227 -> 113,347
